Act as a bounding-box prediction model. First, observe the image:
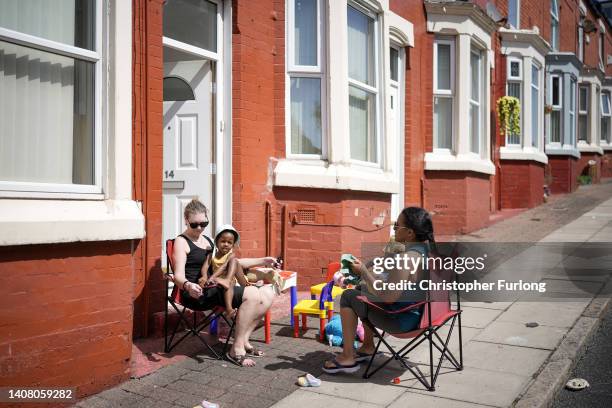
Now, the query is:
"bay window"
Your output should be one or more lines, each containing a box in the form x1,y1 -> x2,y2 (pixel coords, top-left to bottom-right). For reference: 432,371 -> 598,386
506,58 -> 522,146
578,85 -> 589,142
347,4 -> 380,163
470,48 -> 483,154
601,91 -> 611,143
550,75 -> 562,144
433,38 -> 454,151
0,0 -> 101,194
287,0 -> 325,157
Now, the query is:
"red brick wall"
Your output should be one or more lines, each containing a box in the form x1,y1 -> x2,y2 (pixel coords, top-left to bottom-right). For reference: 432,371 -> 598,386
602,151 -> 612,177
577,152 -> 602,183
132,0 -> 164,338
500,161 -> 545,208
0,242 -> 134,399
548,156 -> 580,193
274,188 -> 390,289
423,171 -> 491,235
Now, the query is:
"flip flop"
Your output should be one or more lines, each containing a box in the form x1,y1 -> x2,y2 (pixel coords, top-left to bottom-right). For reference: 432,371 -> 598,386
322,358 -> 361,374
245,347 -> 265,358
355,351 -> 380,362
225,352 -> 255,367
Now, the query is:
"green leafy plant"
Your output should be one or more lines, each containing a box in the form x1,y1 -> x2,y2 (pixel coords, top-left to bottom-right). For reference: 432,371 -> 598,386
497,96 -> 521,136
578,175 -> 592,185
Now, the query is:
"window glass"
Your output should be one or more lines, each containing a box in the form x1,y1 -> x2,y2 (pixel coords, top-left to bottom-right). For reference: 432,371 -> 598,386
349,86 -> 377,162
0,1 -> 95,50
290,78 -> 322,155
163,77 -> 195,101
551,111 -> 561,143
552,77 -> 560,106
347,6 -> 375,86
436,43 -> 451,90
293,0 -> 317,66
508,0 -> 519,28
550,0 -> 559,51
579,86 -> 589,112
602,93 -> 610,115
390,47 -> 399,82
507,82 -> 521,145
0,40 -> 95,185
164,0 -> 217,52
434,97 -> 452,149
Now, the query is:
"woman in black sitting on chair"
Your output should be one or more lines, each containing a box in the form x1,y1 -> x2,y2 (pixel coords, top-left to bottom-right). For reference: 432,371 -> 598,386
172,199 -> 278,367
323,207 -> 435,374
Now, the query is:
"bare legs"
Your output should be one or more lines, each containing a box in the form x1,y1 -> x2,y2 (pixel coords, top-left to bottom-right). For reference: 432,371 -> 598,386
324,307 -> 376,368
229,285 -> 275,366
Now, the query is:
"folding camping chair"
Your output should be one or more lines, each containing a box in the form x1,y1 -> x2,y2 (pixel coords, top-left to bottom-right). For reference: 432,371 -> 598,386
164,239 -> 236,358
358,260 -> 463,391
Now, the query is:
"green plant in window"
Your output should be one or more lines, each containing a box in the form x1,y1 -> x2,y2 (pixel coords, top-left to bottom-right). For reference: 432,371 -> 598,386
497,96 -> 521,136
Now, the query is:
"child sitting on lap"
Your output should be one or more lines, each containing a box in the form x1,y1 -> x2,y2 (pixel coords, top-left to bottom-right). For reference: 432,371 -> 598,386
198,224 -> 241,318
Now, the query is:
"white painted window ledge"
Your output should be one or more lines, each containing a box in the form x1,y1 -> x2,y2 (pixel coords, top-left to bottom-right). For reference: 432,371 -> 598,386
577,142 -> 604,155
0,199 -> 145,246
545,144 -> 581,158
273,159 -> 399,193
499,147 -> 548,164
424,153 -> 496,175
601,143 -> 612,151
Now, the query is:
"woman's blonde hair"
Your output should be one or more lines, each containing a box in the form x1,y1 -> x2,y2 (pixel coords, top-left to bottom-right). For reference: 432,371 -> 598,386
184,198 -> 208,219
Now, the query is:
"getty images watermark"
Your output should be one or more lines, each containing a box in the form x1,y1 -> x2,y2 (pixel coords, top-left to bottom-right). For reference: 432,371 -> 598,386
370,251 -> 547,294
358,242 -> 612,301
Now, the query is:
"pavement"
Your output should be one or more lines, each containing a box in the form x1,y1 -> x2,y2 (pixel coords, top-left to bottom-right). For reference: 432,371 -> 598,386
76,181 -> 612,408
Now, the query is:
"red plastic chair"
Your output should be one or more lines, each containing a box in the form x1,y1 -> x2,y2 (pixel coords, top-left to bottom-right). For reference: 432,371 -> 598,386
358,257 -> 463,391
164,239 -> 236,358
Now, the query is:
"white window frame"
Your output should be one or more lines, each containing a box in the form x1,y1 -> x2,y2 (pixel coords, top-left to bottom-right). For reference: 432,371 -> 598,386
433,37 -> 455,153
469,47 -> 483,155
532,63 -> 541,149
551,0 -> 559,51
285,0 -> 327,160
599,32 -> 605,71
347,1 -> 382,167
601,91 -> 611,143
578,85 -> 589,142
549,74 -> 562,144
508,0 -> 520,29
578,16 -> 585,62
0,1 -> 103,197
506,57 -> 522,146
569,79 -> 576,147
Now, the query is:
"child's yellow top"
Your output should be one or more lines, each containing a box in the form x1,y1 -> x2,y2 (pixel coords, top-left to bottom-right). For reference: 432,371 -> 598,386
211,249 -> 233,274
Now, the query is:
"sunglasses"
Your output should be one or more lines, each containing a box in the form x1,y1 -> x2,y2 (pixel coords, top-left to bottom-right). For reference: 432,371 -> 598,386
393,222 -> 410,231
189,221 -> 209,229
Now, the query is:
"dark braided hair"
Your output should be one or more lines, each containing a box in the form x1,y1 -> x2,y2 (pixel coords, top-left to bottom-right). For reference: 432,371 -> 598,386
399,207 -> 435,247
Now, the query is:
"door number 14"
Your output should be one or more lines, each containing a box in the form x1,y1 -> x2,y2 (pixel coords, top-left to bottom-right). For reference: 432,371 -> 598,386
164,170 -> 175,179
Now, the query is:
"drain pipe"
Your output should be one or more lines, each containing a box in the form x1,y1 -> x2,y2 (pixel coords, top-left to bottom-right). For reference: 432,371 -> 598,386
281,204 -> 288,268
265,200 -> 272,256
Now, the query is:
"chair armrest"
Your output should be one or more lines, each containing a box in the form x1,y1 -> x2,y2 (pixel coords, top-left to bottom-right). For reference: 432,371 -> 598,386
356,296 -> 426,314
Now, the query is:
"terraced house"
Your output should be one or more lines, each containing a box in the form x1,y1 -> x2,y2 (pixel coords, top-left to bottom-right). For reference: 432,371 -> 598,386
1,0 -> 612,400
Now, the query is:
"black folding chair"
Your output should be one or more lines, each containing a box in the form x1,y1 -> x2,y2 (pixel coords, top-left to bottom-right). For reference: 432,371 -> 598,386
164,239 -> 236,358
359,262 -> 463,391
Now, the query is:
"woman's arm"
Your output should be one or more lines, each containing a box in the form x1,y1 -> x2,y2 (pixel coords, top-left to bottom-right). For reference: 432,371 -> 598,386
173,237 -> 202,298
238,257 -> 279,269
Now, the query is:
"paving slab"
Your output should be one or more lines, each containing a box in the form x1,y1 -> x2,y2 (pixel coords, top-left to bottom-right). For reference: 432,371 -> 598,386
475,321 -> 566,350
460,301 -> 512,310
495,301 -> 589,328
460,341 -> 550,377
271,389 -> 383,408
409,366 -> 531,407
458,306 -> 503,329
387,391 -> 498,408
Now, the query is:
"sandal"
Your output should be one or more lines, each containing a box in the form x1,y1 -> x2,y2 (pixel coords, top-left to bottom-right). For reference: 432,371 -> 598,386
322,358 -> 361,374
245,346 -> 265,358
225,352 -> 255,367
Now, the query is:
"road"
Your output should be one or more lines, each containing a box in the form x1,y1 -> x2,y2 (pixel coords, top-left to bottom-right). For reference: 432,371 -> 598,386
552,303 -> 612,407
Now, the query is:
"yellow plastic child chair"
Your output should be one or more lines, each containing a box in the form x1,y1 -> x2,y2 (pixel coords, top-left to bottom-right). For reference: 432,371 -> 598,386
310,261 -> 345,300
293,280 -> 334,341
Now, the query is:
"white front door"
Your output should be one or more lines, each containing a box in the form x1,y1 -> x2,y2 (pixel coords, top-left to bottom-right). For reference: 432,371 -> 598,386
162,60 -> 214,265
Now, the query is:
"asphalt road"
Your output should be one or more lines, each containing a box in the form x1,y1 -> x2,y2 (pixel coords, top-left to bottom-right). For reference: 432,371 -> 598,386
552,303 -> 612,407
